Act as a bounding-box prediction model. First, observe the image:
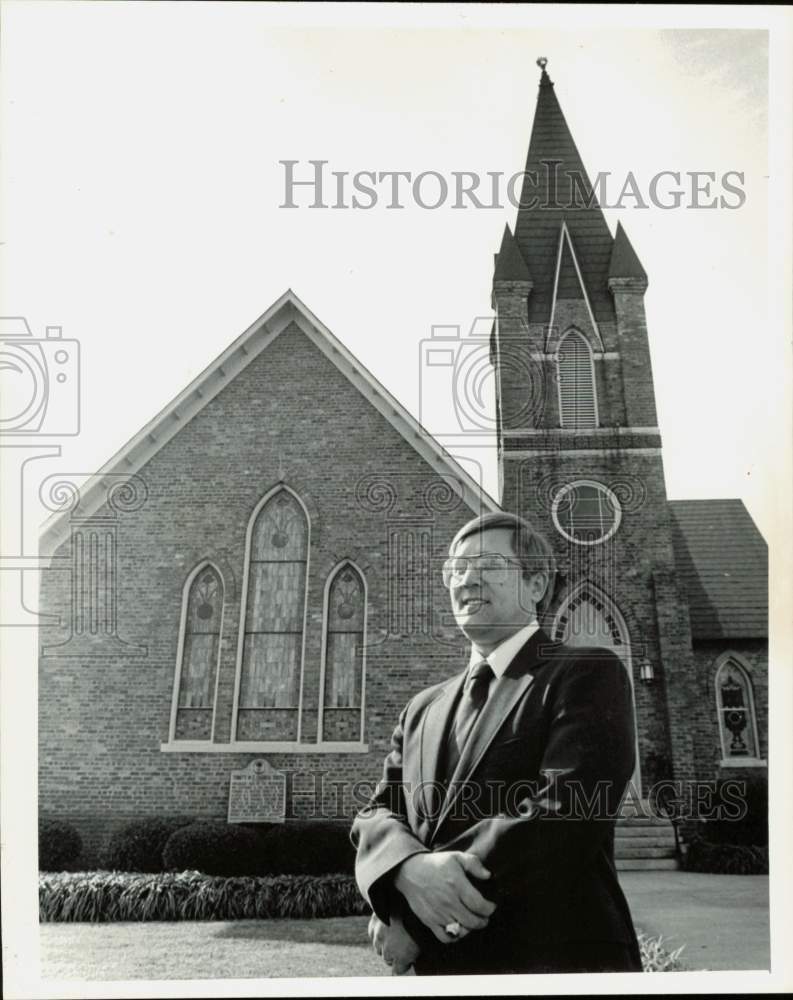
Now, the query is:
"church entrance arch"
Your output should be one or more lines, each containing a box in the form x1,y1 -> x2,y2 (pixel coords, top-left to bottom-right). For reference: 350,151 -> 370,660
552,584 -> 642,800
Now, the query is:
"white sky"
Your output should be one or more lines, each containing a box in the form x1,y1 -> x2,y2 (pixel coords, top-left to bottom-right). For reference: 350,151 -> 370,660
1,3 -> 788,552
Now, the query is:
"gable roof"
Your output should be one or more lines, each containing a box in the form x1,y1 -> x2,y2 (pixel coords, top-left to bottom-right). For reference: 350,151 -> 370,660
668,499 -> 767,640
40,290 -> 499,555
512,66 -> 616,326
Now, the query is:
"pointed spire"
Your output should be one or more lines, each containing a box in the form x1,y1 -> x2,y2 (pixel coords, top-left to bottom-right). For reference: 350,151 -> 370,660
494,225 -> 532,283
513,60 -> 616,325
608,222 -> 648,287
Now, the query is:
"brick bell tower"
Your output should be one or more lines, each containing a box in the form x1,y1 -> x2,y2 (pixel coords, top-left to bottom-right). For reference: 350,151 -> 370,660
491,59 -> 698,797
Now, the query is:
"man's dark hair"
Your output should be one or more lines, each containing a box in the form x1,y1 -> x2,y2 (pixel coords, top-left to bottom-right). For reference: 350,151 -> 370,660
449,511 -> 557,611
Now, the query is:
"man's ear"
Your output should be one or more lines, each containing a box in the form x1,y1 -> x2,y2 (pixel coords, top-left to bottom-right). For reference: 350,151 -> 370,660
528,571 -> 549,605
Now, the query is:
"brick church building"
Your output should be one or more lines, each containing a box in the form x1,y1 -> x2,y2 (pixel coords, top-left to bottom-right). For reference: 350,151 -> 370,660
39,64 -> 767,864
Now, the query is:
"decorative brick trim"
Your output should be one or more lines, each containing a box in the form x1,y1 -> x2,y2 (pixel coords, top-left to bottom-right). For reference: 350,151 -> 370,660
159,741 -> 370,754
502,427 -> 661,437
503,448 -> 663,457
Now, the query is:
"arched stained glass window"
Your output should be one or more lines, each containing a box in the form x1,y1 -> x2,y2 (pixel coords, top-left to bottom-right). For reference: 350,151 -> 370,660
174,564 -> 223,740
321,563 -> 366,743
716,658 -> 759,760
238,490 -> 308,734
557,330 -> 597,428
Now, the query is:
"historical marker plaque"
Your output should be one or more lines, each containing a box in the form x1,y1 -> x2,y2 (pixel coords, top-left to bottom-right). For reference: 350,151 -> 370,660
227,758 -> 286,824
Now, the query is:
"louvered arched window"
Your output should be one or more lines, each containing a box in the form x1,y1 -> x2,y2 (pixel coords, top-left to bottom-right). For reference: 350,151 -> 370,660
320,562 -> 366,743
557,330 -> 597,428
171,563 -> 223,741
236,488 -> 308,741
715,656 -> 760,761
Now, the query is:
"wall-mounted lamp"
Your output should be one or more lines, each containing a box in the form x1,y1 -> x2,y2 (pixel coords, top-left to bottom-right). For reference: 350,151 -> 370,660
639,661 -> 655,685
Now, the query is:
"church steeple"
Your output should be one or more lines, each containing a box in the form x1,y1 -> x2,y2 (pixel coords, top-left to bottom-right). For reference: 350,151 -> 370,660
489,58 -> 696,804
490,56 -> 660,437
512,59 -> 616,327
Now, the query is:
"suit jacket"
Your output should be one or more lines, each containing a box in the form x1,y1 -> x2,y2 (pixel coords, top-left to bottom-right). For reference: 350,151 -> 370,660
351,629 -> 642,975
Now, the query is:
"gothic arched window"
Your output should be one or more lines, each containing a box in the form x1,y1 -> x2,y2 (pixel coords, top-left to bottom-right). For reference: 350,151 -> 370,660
553,586 -> 624,652
715,656 -> 760,760
237,488 -> 308,741
320,563 -> 366,743
557,330 -> 597,428
172,564 -> 223,741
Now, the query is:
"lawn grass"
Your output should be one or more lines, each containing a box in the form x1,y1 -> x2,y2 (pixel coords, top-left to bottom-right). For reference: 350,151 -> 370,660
40,918 -> 687,980
40,916 -> 387,980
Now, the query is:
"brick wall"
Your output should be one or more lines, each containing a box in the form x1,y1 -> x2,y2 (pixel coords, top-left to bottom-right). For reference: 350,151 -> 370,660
38,321 -> 475,862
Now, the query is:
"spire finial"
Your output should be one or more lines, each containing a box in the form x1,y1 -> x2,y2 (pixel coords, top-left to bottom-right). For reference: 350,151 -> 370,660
536,57 -> 548,70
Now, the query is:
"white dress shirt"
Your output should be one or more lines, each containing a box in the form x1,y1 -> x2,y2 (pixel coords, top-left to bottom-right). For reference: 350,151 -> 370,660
466,620 -> 540,695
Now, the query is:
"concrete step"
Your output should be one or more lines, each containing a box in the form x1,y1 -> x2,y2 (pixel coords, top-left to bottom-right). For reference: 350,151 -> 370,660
616,814 -> 673,827
616,857 -> 680,871
615,835 -> 676,851
615,825 -> 677,840
616,845 -> 678,859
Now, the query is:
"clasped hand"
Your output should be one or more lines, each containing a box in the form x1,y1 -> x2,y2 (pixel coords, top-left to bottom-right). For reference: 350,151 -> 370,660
368,913 -> 420,975
393,850 -> 496,943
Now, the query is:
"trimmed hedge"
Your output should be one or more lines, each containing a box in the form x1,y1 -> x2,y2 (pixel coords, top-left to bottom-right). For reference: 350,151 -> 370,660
682,835 -> 768,875
101,816 -> 195,873
705,775 -> 768,847
257,820 -> 355,875
682,775 -> 768,874
39,819 -> 83,872
161,819 -> 355,877
39,871 -> 370,922
162,821 -> 269,877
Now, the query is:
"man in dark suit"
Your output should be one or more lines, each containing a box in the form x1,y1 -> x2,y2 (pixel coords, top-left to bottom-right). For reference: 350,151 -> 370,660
351,511 -> 641,975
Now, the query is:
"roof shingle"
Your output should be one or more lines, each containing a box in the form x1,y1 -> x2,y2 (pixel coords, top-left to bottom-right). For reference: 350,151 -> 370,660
668,499 -> 767,639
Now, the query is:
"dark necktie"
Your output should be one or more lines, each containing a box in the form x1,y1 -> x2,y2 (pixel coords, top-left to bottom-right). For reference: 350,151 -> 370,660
446,659 -> 493,779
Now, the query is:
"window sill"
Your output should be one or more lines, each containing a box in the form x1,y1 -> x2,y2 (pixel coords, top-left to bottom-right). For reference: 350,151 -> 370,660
718,758 -> 767,768
160,741 -> 370,754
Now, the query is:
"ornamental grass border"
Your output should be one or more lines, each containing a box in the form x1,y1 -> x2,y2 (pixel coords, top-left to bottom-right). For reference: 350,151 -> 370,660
40,871 -> 369,923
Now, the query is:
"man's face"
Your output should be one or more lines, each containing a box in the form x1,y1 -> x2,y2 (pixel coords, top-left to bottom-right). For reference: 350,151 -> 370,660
448,526 -> 547,653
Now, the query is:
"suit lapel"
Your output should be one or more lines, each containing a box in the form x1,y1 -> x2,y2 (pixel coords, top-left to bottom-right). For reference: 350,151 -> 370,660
430,629 -> 554,840
419,670 -> 466,820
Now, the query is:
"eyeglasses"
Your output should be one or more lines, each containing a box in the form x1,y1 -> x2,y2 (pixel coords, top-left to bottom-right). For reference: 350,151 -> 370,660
442,553 -> 525,589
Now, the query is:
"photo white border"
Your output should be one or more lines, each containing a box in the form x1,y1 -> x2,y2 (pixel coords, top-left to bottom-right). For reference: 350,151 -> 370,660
2,2 -> 791,998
